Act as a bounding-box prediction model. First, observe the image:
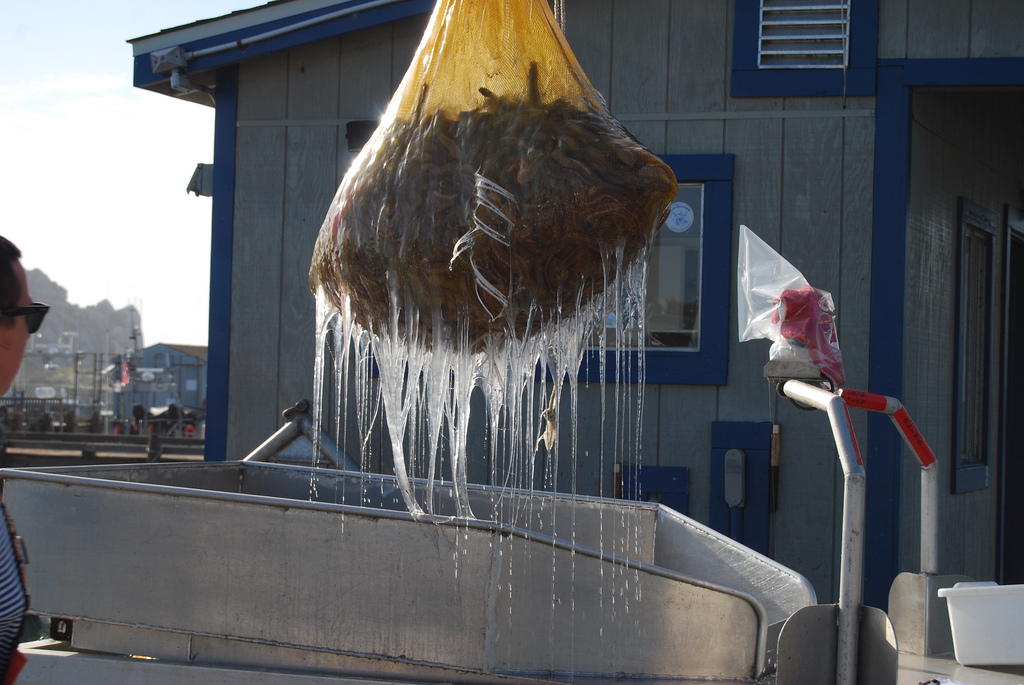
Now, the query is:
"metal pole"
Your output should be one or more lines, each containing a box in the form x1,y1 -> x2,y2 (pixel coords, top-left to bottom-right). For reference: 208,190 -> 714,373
242,420 -> 303,463
782,381 -> 865,685
920,463 -> 939,574
73,352 -> 81,418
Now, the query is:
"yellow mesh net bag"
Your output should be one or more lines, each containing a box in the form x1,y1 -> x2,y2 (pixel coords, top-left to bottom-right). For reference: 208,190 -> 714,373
310,0 -> 678,348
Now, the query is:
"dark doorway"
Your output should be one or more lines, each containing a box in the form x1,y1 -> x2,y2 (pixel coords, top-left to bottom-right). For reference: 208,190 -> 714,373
1001,209 -> 1024,584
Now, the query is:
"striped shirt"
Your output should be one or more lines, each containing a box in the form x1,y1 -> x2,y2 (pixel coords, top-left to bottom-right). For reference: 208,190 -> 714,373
0,505 -> 26,678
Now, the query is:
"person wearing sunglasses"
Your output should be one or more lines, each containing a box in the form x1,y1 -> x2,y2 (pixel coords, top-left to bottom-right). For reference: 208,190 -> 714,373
0,235 -> 37,682
1,237 -> 47,397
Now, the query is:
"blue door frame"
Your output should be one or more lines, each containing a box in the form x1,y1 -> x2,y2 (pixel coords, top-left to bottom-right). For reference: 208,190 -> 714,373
204,66 -> 238,462
867,56 -> 1024,609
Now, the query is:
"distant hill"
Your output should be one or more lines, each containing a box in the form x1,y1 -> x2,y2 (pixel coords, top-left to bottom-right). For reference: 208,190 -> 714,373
26,269 -> 142,356
9,269 -> 145,401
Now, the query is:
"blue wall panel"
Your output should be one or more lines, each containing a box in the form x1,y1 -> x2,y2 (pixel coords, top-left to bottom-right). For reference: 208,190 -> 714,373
621,464 -> 689,516
710,421 -> 771,555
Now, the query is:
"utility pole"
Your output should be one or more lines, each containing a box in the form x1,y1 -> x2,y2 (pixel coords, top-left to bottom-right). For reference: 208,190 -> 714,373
73,352 -> 81,415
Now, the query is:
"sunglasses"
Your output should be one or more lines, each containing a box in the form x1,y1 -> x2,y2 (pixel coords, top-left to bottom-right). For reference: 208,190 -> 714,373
1,303 -> 50,334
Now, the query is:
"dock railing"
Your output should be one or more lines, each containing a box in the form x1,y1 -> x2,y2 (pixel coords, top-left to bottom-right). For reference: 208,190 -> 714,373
0,430 -> 204,462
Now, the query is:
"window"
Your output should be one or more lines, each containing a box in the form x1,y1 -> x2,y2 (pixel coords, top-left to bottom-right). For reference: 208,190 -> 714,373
647,184 -> 704,350
582,154 -> 733,386
758,0 -> 849,69
731,0 -> 877,97
952,198 -> 998,493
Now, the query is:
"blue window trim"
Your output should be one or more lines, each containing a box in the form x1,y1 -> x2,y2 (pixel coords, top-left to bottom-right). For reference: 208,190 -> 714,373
581,154 -> 733,386
133,0 -> 434,90
730,0 -> 878,98
203,65 -> 238,462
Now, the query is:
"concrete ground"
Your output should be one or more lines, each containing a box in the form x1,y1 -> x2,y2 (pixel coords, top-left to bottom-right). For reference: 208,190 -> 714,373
13,640 -> 1024,685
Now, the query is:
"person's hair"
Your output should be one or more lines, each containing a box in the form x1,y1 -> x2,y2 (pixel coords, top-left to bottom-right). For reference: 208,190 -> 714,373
0,235 -> 23,311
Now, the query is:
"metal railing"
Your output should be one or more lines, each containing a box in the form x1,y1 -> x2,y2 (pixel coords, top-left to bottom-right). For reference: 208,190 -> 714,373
0,431 -> 204,461
779,380 -> 937,685
780,380 -> 864,685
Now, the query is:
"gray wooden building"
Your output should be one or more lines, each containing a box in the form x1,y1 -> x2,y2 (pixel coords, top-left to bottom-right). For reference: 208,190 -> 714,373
130,0 -> 1024,607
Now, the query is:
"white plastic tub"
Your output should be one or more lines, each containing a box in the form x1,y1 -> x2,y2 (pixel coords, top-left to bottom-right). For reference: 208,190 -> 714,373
937,581 -> 1024,665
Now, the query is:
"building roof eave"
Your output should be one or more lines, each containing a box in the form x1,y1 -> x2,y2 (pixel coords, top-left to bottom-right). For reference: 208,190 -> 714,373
130,0 -> 431,101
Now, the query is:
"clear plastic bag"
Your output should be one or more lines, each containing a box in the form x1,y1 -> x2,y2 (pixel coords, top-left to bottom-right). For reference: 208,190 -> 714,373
309,0 -> 678,349
737,225 -> 845,386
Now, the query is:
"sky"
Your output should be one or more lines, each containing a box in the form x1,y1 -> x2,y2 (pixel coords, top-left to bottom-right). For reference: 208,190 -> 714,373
0,0 -> 259,348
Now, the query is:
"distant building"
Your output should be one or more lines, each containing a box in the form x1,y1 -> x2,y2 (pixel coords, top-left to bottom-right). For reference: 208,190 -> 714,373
112,343 -> 207,416
144,344 -> 208,409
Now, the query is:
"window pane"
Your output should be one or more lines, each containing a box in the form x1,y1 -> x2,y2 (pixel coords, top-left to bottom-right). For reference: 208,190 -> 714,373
959,225 -> 992,467
646,184 -> 703,350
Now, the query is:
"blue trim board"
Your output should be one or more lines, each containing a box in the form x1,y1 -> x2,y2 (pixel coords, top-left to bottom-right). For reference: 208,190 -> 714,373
134,0 -> 434,89
204,66 -> 239,462
881,58 -> 1024,87
581,154 -> 733,386
731,0 -> 878,98
672,154 -> 734,182
621,465 -> 689,516
865,64 -> 910,609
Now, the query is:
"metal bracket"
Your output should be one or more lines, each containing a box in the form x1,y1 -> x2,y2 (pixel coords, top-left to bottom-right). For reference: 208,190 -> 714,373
763,359 -> 827,382
242,399 -> 358,470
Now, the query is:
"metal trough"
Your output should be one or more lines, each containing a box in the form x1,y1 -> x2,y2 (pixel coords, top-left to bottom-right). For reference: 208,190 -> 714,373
1,459 -> 814,682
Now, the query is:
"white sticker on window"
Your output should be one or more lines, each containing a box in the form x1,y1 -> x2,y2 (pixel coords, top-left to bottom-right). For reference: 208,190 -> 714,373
666,202 -> 694,233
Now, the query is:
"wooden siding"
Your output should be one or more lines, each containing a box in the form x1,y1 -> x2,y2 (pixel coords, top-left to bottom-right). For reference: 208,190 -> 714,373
222,0 -> 887,602
227,17 -> 428,459
903,90 -> 1024,582
229,53 -> 288,460
878,0 -> 1024,59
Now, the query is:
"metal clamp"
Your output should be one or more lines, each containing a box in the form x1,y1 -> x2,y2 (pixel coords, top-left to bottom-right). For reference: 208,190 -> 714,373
242,399 -> 359,471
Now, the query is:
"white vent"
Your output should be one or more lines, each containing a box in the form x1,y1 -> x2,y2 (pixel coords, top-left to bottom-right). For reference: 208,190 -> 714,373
759,0 -> 850,69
